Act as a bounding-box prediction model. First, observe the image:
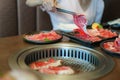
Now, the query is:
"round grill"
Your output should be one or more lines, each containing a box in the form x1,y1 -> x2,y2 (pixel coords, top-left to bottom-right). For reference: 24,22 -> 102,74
9,42 -> 114,80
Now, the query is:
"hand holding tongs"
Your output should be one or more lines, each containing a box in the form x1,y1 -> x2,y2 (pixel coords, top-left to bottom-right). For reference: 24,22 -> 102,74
56,7 -> 77,15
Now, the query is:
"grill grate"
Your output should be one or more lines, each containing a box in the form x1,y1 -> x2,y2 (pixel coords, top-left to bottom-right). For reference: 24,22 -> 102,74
25,47 -> 98,72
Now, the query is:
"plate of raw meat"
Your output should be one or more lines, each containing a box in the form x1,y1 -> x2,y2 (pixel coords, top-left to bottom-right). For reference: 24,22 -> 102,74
61,28 -> 118,47
100,36 -> 120,57
23,30 -> 63,44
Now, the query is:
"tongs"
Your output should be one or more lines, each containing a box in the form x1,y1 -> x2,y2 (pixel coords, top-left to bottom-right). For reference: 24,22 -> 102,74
56,7 -> 77,15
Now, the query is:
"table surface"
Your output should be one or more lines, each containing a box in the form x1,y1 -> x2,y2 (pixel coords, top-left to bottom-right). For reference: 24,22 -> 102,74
0,35 -> 120,80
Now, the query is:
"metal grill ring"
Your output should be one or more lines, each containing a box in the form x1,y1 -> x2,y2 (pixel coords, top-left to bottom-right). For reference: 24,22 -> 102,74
8,42 -> 114,80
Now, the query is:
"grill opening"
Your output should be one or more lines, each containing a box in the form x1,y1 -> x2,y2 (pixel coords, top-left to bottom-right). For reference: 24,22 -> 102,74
24,47 -> 99,72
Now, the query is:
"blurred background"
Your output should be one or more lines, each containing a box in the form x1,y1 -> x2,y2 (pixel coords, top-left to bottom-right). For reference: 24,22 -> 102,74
0,0 -> 120,37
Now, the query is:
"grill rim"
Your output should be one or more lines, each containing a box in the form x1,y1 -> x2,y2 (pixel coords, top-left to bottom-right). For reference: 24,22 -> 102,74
8,42 -> 114,80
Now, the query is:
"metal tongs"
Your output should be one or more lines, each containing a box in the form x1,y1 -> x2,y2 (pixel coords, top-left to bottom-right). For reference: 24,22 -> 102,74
56,7 -> 77,15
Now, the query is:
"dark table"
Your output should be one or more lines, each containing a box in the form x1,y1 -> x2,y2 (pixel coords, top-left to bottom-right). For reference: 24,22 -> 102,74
0,35 -> 120,80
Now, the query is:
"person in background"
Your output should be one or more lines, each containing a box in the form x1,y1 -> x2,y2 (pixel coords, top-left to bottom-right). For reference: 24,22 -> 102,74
26,0 -> 104,30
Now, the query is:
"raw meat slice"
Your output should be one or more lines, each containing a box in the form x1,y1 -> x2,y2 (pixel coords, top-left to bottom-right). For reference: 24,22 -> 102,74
114,38 -> 120,49
87,29 -> 100,37
30,58 -> 62,70
39,66 -> 75,75
73,14 -> 89,38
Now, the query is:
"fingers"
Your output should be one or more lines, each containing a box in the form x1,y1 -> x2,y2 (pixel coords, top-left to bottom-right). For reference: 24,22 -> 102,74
42,1 -> 52,11
40,0 -> 57,11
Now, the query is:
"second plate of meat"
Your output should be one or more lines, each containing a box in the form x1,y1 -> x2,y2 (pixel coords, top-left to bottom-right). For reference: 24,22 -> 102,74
100,37 -> 120,57
61,28 -> 118,46
23,30 -> 63,44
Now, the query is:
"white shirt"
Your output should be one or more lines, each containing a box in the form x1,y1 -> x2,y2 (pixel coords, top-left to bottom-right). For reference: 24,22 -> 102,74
47,0 -> 104,30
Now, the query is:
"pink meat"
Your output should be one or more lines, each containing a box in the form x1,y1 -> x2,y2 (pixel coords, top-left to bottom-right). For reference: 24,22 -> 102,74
73,14 -> 89,38
114,38 -> 120,49
29,58 -> 62,70
87,29 -> 100,36
74,29 -> 102,42
39,66 -> 74,75
98,29 -> 117,38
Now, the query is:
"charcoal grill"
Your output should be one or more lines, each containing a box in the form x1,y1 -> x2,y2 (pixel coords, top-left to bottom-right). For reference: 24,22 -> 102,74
8,42 -> 114,80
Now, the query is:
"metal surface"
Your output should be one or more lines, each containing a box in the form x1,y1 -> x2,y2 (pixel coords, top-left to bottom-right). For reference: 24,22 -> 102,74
8,42 -> 114,80
56,8 -> 76,15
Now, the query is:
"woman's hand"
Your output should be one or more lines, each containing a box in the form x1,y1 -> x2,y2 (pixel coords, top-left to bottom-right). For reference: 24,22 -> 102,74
26,0 -> 57,12
40,0 -> 57,12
